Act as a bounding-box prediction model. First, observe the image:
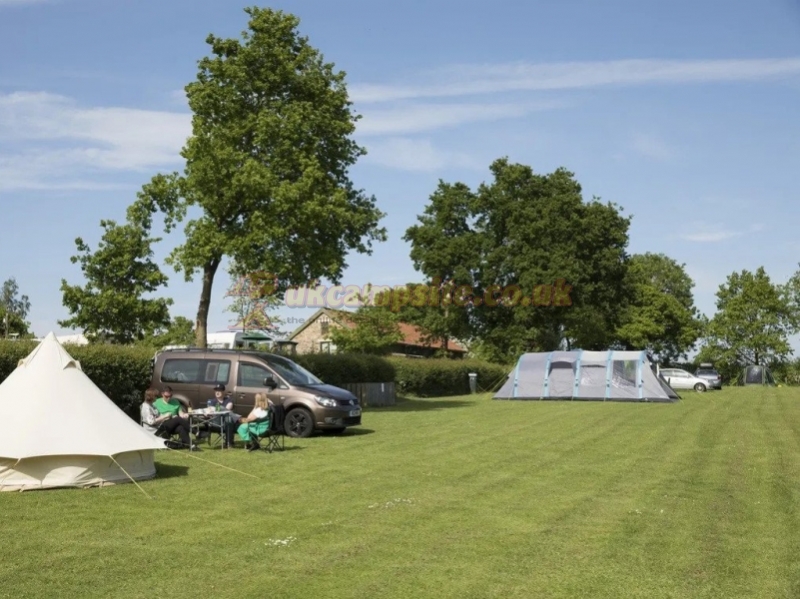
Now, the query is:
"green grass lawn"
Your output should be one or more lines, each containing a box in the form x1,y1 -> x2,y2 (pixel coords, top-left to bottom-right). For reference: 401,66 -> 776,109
3,387 -> 800,598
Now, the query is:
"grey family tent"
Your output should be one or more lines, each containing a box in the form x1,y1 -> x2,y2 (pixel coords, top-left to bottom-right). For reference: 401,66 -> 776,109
494,350 -> 679,402
741,364 -> 775,386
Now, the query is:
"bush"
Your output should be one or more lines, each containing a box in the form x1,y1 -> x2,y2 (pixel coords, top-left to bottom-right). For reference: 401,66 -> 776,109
0,340 -> 153,419
293,352 -> 395,386
769,360 -> 800,386
1,340 -> 508,416
387,357 -> 510,397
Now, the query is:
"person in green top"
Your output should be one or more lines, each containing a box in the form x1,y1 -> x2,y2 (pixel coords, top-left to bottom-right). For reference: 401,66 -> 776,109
154,386 -> 188,417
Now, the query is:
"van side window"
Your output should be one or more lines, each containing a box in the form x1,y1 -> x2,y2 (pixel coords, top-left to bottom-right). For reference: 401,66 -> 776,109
161,359 -> 203,383
203,360 -> 231,384
238,363 -> 270,388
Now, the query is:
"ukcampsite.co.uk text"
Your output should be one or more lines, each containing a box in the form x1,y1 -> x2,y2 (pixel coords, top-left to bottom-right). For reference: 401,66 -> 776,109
282,280 -> 573,310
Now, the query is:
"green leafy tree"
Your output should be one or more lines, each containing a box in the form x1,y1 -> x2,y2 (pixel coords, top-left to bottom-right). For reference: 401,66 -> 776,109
138,316 -> 196,349
328,306 -> 403,355
404,158 -> 631,363
0,277 -> 31,338
59,220 -> 173,344
132,7 -> 385,348
699,266 -> 799,367
403,182 -> 480,351
615,253 -> 703,362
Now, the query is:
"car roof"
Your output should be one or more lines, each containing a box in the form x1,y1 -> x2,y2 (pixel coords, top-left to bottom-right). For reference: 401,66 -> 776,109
155,347 -> 286,361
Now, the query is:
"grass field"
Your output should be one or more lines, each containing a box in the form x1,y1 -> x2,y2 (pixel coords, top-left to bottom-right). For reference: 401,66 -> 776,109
3,387 -> 800,598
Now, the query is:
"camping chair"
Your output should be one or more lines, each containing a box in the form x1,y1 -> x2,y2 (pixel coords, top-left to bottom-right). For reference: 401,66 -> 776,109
249,404 -> 286,454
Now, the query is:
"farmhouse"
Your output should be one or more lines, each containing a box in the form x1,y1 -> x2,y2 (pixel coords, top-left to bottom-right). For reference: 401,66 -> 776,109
287,308 -> 468,358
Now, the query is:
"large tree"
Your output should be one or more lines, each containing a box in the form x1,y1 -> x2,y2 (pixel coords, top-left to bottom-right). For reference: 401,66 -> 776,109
0,277 -> 31,338
133,7 -> 385,347
404,158 -> 631,363
699,266 -> 799,366
615,253 -> 703,362
59,220 -> 173,344
403,182 -> 481,352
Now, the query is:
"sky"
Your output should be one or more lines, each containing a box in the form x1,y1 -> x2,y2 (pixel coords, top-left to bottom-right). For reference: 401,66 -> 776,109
1,0 -> 799,348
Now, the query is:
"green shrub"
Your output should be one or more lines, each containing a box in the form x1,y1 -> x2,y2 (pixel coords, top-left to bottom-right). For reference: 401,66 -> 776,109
1,340 -> 508,415
769,360 -> 800,386
293,352 -> 395,386
0,340 -> 153,419
0,340 -> 37,380
387,357 -> 510,397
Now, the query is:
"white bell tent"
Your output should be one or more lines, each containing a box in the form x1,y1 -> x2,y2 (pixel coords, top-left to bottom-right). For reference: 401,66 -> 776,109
0,333 -> 166,491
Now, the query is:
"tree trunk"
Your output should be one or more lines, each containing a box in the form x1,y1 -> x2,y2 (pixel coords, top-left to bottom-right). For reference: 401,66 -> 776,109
195,257 -> 221,348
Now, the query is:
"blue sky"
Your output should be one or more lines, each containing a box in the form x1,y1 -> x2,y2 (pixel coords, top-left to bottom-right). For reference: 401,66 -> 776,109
1,0 -> 799,347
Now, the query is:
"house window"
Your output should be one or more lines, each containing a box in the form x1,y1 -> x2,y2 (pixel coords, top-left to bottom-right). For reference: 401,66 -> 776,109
319,341 -> 332,354
320,318 -> 330,335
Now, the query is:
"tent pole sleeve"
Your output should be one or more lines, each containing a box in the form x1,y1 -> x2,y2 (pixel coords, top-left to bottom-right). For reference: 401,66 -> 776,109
573,349 -> 583,398
637,351 -> 644,400
605,350 -> 614,400
543,352 -> 554,399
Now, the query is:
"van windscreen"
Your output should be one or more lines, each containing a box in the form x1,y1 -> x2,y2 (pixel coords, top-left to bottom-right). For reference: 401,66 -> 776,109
258,354 -> 323,386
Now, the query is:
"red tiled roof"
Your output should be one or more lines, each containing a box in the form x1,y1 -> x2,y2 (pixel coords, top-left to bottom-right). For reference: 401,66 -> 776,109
396,322 -> 467,353
328,309 -> 467,353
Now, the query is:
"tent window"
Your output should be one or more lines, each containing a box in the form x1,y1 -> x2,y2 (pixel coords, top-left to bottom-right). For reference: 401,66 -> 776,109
611,360 -> 637,388
161,359 -> 202,383
579,364 -> 607,386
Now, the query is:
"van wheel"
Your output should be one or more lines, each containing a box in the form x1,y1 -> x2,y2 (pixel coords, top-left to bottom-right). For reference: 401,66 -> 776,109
285,408 -> 314,438
694,383 -> 707,392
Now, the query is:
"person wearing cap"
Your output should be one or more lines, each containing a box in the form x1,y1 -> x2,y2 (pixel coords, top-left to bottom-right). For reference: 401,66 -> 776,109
202,383 -> 238,448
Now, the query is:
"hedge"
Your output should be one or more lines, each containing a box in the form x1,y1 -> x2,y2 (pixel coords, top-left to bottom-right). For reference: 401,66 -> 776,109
292,353 -> 396,387
0,340 -> 154,419
387,357 -> 510,398
0,341 -> 508,416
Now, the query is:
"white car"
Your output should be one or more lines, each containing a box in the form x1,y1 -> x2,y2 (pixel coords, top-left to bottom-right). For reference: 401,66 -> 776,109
660,368 -> 710,392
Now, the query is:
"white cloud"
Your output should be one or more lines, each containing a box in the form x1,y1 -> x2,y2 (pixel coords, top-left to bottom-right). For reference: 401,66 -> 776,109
682,230 -> 740,242
350,58 -> 800,103
356,100 -> 560,136
630,133 -> 674,161
362,138 -> 481,172
0,92 -> 190,190
680,221 -> 766,243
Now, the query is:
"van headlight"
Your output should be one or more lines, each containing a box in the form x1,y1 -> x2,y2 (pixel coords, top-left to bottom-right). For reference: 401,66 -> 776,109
314,396 -> 337,408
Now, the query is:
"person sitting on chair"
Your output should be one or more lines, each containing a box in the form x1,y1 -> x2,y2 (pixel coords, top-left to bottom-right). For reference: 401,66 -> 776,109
201,384 -> 237,448
237,393 -> 272,450
154,386 -> 189,419
141,388 -> 195,450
